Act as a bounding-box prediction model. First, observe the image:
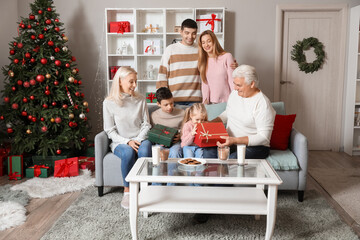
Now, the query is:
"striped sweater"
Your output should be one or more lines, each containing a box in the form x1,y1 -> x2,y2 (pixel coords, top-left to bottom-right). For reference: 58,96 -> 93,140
156,42 -> 202,103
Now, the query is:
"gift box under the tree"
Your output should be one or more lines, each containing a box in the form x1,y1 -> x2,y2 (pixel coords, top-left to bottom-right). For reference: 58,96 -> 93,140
109,21 -> 130,34
54,157 -> 79,177
143,39 -> 162,55
7,155 -> 23,180
148,124 -> 178,147
196,13 -> 222,33
194,122 -> 228,147
146,92 -> 157,103
110,66 -> 120,79
25,165 -> 50,178
32,155 -> 67,170
79,156 -> 95,171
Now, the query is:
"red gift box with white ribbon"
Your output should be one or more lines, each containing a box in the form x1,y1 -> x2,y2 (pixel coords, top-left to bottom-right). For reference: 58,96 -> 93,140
54,157 -> 79,177
194,122 -> 228,147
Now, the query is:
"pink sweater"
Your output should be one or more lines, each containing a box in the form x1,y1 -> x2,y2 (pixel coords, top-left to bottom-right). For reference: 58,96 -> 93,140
181,120 -> 196,148
201,52 -> 235,104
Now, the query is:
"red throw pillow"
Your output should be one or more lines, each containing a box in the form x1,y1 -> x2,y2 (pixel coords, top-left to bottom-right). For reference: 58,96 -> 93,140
270,114 -> 296,150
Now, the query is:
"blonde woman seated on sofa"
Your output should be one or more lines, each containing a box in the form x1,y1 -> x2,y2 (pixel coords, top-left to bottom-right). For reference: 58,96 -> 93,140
103,66 -> 152,209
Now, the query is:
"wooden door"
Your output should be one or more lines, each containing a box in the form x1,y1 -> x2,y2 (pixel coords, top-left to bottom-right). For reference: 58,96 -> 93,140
275,5 -> 347,151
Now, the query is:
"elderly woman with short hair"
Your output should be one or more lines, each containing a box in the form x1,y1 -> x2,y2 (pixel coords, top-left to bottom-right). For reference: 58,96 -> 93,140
216,64 -> 276,159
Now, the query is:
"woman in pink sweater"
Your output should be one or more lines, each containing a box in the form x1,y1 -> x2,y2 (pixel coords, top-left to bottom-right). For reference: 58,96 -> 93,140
198,30 -> 236,104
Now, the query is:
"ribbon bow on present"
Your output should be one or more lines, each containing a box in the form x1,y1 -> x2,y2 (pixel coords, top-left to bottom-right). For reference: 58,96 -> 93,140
196,14 -> 221,32
145,41 -> 156,54
55,160 -> 75,177
146,93 -> 156,103
117,22 -> 130,34
32,165 -> 49,177
142,24 -> 159,33
8,172 -> 21,180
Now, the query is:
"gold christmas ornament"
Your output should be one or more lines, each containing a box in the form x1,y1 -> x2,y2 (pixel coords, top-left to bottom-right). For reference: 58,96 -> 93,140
69,113 -> 74,119
50,118 -> 55,123
9,71 -> 15,77
63,36 -> 68,41
26,129 -> 32,134
79,113 -> 85,119
45,73 -> 51,79
72,69 -> 77,74
68,76 -> 74,83
83,101 -> 88,107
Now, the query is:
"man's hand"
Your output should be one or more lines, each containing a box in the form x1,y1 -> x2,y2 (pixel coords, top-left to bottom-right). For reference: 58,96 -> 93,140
172,133 -> 180,143
231,59 -> 238,70
128,140 -> 141,152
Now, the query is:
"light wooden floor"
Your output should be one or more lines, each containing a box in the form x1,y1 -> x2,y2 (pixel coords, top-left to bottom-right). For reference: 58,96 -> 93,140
0,151 -> 359,239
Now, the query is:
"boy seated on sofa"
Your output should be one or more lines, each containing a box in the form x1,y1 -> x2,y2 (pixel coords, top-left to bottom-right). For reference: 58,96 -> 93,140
150,87 -> 185,158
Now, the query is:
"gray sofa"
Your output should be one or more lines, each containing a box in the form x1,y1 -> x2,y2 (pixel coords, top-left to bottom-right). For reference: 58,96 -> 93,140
95,102 -> 308,201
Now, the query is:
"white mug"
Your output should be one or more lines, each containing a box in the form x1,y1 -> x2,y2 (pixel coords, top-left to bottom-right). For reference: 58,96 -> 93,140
237,144 -> 246,165
152,145 -> 160,165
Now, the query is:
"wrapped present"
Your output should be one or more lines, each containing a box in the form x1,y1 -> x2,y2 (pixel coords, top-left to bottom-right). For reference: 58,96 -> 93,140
196,13 -> 222,33
174,26 -> 181,32
148,124 -> 178,147
7,155 -> 23,180
26,165 -> 50,178
144,39 -> 162,55
110,66 -> 120,79
54,157 -> 79,177
79,156 -> 95,171
194,122 -> 228,147
146,92 -> 157,103
109,21 -> 130,34
142,24 -> 159,33
32,155 -> 67,173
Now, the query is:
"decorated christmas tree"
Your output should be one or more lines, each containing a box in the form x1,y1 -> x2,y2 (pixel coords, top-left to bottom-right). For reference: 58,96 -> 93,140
0,0 -> 90,156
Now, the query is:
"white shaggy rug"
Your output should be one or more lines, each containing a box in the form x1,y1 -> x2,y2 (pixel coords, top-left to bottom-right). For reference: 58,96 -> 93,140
0,201 -> 27,231
11,169 -> 95,198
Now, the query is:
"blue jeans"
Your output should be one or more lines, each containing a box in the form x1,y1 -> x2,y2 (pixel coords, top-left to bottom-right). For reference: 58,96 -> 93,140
183,145 -> 203,158
203,147 -> 217,159
114,140 -> 152,187
161,142 -> 183,158
229,145 -> 270,159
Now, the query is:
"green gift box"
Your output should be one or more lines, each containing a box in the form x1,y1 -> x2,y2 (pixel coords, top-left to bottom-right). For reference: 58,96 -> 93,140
7,155 -> 23,180
148,124 -> 178,147
32,155 -> 67,173
26,165 -> 50,178
146,92 -> 157,103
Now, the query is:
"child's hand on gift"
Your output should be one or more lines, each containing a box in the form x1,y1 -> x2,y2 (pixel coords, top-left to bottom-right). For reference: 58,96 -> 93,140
172,133 -> 180,143
128,140 -> 141,152
191,125 -> 197,136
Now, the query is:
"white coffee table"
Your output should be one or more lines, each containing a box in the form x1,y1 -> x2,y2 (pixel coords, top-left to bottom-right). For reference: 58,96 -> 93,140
126,158 -> 282,240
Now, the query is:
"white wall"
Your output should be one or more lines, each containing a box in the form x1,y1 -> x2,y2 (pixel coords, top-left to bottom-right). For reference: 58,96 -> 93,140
1,0 -> 359,138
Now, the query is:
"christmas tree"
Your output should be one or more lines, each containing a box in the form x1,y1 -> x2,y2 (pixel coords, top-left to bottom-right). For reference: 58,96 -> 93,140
0,0 -> 90,156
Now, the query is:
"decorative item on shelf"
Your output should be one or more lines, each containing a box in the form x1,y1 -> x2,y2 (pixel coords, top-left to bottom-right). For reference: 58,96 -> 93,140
143,39 -> 162,55
142,24 -> 159,33
148,124 -> 178,147
171,38 -> 182,44
196,13 -> 222,33
116,42 -> 129,55
291,37 -> 325,74
355,107 -> 360,126
110,66 -> 120,79
194,122 -> 228,147
146,92 -> 157,103
145,64 -> 154,80
109,21 -> 130,34
174,26 -> 181,32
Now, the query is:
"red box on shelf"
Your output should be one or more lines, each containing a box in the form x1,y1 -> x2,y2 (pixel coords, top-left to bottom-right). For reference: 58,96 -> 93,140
54,157 -> 79,178
194,122 -> 228,147
109,21 -> 130,34
110,66 -> 120,79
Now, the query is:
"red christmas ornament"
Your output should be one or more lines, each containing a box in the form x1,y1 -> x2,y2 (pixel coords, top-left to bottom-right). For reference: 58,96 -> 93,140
54,80 -> 59,86
28,115 -> 33,120
9,49 -> 15,55
38,34 -> 44,39
74,104 -> 79,110
4,97 -> 10,103
23,98 -> 28,103
0,116 -> 4,120
38,10 -> 43,14
31,35 -> 36,41
33,46 -> 40,52
55,117 -> 61,123
86,108 -> 89,113
31,117 -> 37,122
20,24 -> 25,29
74,80 -> 78,84
30,58 -> 36,63
17,43 -> 23,48
55,27 -> 60,32
65,63 -> 70,68
40,58 -> 48,64
55,60 -> 61,66
69,122 -> 74,127
52,102 -> 57,106
42,104 -> 48,109
48,40 -> 54,46
36,22 -> 39,26
12,103 -> 19,109
78,80 -> 82,85
14,59 -> 19,64
21,111 -> 28,116
17,80 -> 23,85
29,14 -> 35,20
81,93 -> 85,98
55,19 -> 59,22
23,81 -> 30,88
44,28 -> 48,31
75,92 -> 80,97
22,58 -> 26,65
11,86 -> 16,91
62,104 -> 68,109
25,52 -> 31,58
45,90 -> 51,95
54,47 -> 60,53
36,74 -> 45,82
56,149 -> 61,154
76,68 -> 79,73
30,79 -> 36,85
71,56 -> 76,61
13,42 -> 17,46
45,85 -> 49,90
7,128 -> 13,134
81,138 -> 86,143
27,24 -> 32,29
45,19 -> 51,25
30,95 -> 35,100
40,117 -> 45,121
47,7 -> 52,12
41,126 -> 47,132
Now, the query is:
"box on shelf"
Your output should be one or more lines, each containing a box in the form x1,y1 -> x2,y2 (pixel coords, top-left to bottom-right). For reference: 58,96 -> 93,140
109,21 -> 130,34
146,92 -> 157,103
54,157 -> 79,178
110,66 -> 120,79
7,155 -> 23,180
194,122 -> 228,147
25,165 -> 50,178
196,13 -> 222,33
142,24 -> 159,33
148,124 -> 178,147
143,39 -> 162,55
174,26 -> 181,32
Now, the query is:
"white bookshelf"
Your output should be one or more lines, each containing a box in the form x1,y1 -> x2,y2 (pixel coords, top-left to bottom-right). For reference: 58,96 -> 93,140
344,5 -> 360,155
104,8 -> 225,103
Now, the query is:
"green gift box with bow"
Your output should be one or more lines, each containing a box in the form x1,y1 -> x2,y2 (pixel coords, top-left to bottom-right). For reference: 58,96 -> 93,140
148,124 -> 178,147
26,165 -> 50,178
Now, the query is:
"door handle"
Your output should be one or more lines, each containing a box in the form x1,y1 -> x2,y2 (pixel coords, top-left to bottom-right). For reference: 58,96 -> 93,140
280,80 -> 291,85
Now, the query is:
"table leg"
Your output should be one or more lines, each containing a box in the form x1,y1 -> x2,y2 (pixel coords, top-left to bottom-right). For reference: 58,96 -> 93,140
129,182 -> 139,240
265,185 -> 278,240
140,182 -> 148,218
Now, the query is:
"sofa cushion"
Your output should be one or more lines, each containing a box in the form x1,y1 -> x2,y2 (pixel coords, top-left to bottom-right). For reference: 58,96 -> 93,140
266,149 -> 299,170
270,114 -> 296,150
205,102 -> 227,121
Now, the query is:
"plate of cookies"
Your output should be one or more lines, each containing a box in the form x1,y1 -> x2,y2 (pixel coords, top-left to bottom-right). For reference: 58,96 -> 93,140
178,158 -> 206,166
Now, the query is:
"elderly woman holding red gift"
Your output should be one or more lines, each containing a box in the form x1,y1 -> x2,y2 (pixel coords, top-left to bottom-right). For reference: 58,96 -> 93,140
216,64 -> 276,159
103,66 -> 152,209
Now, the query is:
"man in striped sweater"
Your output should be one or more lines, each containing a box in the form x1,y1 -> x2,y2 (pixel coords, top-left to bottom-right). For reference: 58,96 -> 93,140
156,19 -> 201,105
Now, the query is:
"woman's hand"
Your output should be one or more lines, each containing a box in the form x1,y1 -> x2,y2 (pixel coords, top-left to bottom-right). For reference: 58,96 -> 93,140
191,125 -> 197,136
128,140 -> 141,152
